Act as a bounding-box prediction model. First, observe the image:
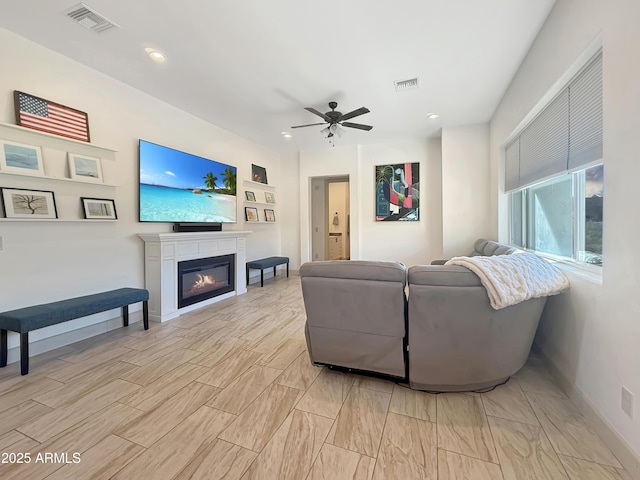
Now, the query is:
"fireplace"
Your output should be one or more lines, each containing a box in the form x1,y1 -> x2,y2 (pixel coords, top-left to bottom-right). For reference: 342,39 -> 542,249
177,254 -> 235,309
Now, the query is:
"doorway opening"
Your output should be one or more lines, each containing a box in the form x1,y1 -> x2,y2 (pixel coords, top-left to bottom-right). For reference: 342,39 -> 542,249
310,176 -> 350,261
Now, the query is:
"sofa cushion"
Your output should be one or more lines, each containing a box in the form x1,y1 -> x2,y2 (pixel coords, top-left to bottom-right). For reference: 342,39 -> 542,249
472,239 -> 516,256
300,260 -> 406,285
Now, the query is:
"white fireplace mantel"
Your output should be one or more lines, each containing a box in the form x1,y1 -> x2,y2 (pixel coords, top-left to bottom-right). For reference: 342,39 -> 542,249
139,231 -> 252,322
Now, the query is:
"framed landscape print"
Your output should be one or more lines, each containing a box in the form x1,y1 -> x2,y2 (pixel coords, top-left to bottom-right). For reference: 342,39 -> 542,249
264,208 -> 276,222
251,164 -> 268,184
245,190 -> 256,202
68,153 -> 103,183
264,191 -> 276,204
1,187 -> 57,219
245,206 -> 259,221
0,140 -> 44,176
81,197 -> 117,220
375,162 -> 420,221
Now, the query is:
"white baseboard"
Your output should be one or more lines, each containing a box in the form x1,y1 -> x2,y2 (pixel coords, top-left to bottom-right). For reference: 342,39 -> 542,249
535,346 -> 640,479
4,311 -> 144,365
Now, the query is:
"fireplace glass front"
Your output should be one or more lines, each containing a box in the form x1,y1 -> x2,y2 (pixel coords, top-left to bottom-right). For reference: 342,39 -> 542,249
177,254 -> 235,308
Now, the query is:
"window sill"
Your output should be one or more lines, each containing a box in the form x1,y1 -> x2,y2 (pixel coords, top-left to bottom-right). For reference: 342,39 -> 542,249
532,252 -> 603,285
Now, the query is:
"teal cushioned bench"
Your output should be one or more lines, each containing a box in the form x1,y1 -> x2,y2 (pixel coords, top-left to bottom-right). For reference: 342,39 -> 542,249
246,256 -> 289,287
0,287 -> 149,375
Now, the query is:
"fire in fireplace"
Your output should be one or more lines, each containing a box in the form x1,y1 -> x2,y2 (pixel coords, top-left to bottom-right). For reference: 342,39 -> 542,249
177,254 -> 235,308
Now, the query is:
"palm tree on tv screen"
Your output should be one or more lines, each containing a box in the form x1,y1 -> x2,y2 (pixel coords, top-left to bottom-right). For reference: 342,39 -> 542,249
222,168 -> 236,195
203,172 -> 218,191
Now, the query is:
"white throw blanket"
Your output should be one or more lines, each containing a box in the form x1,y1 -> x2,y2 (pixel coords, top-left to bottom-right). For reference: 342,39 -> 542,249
446,252 -> 570,310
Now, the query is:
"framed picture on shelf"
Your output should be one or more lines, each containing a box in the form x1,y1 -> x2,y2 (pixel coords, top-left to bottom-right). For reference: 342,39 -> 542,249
1,187 -> 57,219
245,206 -> 259,222
81,197 -> 117,220
68,153 -> 103,183
0,140 -> 45,176
245,190 -> 256,202
264,191 -> 276,204
251,164 -> 268,184
264,209 -> 276,222
14,91 -> 90,142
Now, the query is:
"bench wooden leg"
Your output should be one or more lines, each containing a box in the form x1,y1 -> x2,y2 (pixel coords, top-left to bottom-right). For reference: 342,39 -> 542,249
261,269 -> 264,287
20,332 -> 29,376
246,266 -> 250,285
286,262 -> 289,278
123,305 -> 129,327
0,329 -> 7,367
273,266 -> 277,278
143,301 -> 149,330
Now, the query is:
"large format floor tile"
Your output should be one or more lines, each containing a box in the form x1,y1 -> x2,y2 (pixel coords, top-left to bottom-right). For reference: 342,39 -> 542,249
488,415 -> 568,480
0,277 -> 631,480
526,392 -> 622,468
327,386 -> 391,457
437,393 -> 498,463
372,411 -> 437,479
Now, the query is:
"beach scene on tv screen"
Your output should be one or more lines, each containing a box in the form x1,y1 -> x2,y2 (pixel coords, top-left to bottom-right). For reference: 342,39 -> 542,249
139,141 -> 237,222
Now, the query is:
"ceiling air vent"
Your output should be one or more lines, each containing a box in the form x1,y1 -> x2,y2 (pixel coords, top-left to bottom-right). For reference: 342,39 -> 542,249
394,77 -> 419,92
64,3 -> 120,33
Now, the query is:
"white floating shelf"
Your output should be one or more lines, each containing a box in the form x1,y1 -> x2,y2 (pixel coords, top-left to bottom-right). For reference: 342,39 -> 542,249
0,123 -> 117,161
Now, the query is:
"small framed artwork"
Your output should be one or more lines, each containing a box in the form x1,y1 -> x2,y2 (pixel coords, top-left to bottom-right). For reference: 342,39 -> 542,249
245,206 -> 259,222
0,140 -> 45,176
245,190 -> 256,202
68,153 -> 103,183
251,164 -> 268,184
1,187 -> 57,219
264,209 -> 276,222
81,197 -> 117,220
265,192 -> 276,204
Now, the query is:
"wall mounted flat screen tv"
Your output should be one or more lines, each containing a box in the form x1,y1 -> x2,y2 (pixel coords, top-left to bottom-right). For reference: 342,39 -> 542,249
139,140 -> 237,223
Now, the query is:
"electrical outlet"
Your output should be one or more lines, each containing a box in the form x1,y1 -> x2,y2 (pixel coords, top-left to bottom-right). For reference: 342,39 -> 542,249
622,386 -> 634,418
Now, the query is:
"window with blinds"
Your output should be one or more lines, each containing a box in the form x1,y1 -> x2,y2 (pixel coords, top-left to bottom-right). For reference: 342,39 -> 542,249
507,50 -> 604,268
505,50 -> 602,192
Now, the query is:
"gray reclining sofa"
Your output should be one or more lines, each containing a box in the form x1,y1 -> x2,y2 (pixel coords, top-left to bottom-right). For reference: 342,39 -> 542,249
300,240 -> 548,392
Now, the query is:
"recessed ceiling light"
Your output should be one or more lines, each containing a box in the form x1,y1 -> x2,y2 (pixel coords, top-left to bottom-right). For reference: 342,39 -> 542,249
283,134 -> 292,139
427,113 -> 439,119
144,48 -> 166,63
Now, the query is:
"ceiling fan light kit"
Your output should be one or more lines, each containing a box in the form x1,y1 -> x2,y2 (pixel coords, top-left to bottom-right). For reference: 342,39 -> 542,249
291,101 -> 373,143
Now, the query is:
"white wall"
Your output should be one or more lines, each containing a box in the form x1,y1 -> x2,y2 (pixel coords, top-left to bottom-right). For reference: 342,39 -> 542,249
441,124 -> 492,258
0,29 -> 281,359
299,139 -> 443,268
299,145 -> 360,264
278,151 -> 300,270
490,0 -> 640,464
358,140 -> 442,265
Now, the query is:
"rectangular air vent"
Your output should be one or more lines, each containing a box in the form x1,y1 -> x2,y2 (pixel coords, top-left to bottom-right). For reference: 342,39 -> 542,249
64,3 -> 120,33
394,77 -> 419,92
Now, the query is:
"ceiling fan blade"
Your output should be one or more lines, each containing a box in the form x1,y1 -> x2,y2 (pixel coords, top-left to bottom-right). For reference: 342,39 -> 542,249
338,107 -> 370,122
291,122 -> 327,129
342,121 -> 373,131
304,107 -> 331,122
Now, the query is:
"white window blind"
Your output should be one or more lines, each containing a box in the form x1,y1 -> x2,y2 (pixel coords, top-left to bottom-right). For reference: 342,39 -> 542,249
505,50 -> 602,192
505,138 -> 520,192
568,51 -> 603,170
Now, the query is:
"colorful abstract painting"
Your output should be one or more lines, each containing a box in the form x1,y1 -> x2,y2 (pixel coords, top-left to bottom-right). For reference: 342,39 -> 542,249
375,163 -> 419,221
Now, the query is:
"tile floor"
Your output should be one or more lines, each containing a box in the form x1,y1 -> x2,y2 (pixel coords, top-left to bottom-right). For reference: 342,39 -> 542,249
0,276 -> 633,479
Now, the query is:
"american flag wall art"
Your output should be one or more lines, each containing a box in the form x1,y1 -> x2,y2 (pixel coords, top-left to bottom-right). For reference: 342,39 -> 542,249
14,91 -> 90,142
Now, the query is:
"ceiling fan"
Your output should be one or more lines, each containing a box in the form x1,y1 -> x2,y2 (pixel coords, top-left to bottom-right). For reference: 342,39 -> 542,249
291,101 -> 373,138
